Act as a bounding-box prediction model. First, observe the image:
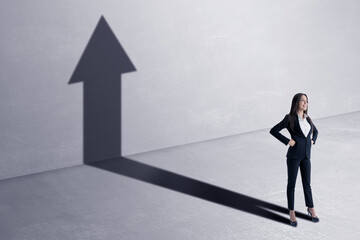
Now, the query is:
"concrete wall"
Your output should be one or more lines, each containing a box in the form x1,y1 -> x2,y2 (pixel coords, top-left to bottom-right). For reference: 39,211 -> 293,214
1,0 -> 360,180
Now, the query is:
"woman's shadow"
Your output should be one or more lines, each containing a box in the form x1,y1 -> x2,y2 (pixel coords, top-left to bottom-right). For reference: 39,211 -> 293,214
88,157 -> 310,226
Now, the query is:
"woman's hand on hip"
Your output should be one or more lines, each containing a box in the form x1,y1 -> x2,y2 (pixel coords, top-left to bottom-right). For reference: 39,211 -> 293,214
288,139 -> 296,147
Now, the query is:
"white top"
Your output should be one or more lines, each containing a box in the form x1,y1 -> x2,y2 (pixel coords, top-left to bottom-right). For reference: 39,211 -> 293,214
298,113 -> 311,137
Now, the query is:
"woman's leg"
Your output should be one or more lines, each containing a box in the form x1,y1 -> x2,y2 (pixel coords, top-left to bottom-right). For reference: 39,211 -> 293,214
286,158 -> 301,210
299,157 -> 314,208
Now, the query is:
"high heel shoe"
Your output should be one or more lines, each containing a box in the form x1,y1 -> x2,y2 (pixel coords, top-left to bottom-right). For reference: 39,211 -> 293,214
290,220 -> 298,227
289,211 -> 297,227
307,208 -> 320,222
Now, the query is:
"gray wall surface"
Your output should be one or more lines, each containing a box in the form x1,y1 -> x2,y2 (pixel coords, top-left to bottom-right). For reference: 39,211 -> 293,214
1,0 -> 360,180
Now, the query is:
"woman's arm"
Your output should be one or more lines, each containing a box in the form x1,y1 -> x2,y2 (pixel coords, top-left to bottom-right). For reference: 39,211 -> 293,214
312,123 -> 318,144
269,114 -> 291,146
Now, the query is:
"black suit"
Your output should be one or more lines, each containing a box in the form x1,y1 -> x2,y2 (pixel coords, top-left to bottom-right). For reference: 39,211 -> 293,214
269,114 -> 319,210
269,114 -> 318,159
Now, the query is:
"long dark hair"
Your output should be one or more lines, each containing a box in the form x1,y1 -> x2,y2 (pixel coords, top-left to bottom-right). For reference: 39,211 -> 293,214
288,93 -> 314,133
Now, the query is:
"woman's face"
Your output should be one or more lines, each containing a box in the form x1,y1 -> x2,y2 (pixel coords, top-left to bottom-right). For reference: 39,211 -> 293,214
298,95 -> 308,112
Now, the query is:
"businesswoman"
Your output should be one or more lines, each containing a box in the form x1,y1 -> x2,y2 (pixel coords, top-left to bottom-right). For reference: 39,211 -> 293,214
270,93 -> 319,227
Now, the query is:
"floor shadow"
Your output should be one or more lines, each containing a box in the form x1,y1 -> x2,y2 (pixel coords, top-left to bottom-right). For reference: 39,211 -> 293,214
88,157 -> 310,226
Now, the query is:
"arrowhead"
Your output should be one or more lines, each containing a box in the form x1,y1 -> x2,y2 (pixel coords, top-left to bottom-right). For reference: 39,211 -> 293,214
69,16 -> 136,84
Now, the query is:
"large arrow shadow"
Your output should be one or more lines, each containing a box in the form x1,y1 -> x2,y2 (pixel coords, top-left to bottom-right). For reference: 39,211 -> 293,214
88,157 -> 310,225
69,16 -> 135,164
69,16 -> 310,226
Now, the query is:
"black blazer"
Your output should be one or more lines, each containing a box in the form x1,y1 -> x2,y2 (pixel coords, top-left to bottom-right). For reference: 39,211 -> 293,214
270,114 -> 318,159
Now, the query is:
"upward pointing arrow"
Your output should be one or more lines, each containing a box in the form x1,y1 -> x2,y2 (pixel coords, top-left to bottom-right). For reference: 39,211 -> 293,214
69,16 -> 136,164
69,15 -> 136,84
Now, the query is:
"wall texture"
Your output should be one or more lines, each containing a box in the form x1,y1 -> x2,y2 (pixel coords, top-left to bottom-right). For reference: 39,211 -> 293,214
1,0 -> 360,180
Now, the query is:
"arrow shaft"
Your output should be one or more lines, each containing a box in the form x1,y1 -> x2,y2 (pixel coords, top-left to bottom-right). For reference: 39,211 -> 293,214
83,76 -> 121,164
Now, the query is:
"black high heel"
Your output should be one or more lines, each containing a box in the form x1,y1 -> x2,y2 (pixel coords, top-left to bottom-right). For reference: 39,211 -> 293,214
290,220 -> 298,227
307,208 -> 320,222
289,211 -> 297,227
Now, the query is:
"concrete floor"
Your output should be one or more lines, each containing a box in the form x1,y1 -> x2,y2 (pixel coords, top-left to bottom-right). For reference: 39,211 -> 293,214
1,111 -> 360,239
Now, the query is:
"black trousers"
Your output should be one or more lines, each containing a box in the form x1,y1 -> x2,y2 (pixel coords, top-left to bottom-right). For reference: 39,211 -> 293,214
286,156 -> 314,210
